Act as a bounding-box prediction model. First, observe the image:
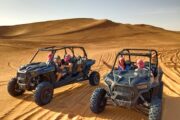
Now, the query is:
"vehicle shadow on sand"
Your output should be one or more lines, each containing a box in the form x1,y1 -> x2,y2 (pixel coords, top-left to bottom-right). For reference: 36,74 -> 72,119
14,81 -> 148,120
12,78 -> 165,120
13,80 -> 180,120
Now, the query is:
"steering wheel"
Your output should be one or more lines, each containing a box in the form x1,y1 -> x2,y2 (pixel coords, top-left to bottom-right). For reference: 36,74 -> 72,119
130,64 -> 137,70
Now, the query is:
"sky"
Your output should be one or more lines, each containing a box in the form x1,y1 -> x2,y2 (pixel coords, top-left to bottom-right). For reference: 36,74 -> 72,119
0,0 -> 180,31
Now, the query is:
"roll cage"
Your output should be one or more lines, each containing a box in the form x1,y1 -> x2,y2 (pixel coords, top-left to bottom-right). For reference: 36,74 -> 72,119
30,46 -> 87,63
111,48 -> 158,73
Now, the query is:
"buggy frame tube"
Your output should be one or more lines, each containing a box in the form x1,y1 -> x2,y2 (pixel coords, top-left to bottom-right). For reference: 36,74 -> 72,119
29,46 -> 88,63
29,50 -> 39,63
111,49 -> 158,73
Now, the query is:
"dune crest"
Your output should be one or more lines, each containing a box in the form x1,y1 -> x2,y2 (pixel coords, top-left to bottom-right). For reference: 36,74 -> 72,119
0,18 -> 178,39
0,19 -> 116,38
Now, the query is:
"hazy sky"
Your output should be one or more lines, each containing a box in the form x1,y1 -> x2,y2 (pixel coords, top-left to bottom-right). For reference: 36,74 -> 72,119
0,0 -> 180,31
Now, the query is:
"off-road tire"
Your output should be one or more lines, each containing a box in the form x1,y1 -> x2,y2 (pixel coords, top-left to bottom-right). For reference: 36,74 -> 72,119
7,78 -> 25,97
90,88 -> 107,113
89,71 -> 100,86
158,82 -> 163,99
34,82 -> 53,106
149,97 -> 162,120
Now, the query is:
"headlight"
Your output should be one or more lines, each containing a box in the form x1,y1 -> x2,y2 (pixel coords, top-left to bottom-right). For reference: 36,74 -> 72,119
136,83 -> 148,89
105,78 -> 112,85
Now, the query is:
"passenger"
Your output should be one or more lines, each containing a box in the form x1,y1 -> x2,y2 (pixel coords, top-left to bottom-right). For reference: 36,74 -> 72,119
54,55 -> 64,81
135,59 -> 156,83
77,55 -> 83,73
47,53 -> 53,61
135,59 -> 148,75
136,59 -> 145,70
63,54 -> 73,73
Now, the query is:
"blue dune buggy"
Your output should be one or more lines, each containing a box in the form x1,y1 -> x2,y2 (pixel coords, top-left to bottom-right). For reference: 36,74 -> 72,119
7,46 -> 100,106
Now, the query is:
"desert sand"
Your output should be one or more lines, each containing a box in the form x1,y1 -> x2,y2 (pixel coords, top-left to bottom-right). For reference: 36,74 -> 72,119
0,18 -> 180,120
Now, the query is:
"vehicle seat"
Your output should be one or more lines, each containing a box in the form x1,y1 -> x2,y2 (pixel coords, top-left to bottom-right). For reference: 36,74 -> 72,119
125,61 -> 136,70
70,57 -> 79,75
125,60 -> 131,66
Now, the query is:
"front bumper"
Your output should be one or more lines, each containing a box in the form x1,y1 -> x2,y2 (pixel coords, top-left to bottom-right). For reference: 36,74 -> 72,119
110,85 -> 138,107
16,73 -> 31,90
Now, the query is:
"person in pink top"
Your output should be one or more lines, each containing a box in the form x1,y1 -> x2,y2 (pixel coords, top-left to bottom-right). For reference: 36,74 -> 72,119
47,53 -> 53,61
135,59 -> 156,82
63,54 -> 73,73
136,59 -> 145,69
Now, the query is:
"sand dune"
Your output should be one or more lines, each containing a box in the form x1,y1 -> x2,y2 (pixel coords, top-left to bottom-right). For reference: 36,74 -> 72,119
0,18 -> 180,120
0,18 -> 115,38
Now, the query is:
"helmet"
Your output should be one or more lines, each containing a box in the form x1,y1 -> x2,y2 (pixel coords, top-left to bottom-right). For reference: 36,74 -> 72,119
136,59 -> 144,68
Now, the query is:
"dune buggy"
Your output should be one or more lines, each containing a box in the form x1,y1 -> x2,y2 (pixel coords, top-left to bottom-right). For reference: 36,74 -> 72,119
8,46 -> 100,106
90,49 -> 163,120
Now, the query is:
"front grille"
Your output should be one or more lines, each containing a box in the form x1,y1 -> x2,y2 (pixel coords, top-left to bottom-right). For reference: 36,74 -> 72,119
17,73 -> 27,84
17,73 -> 26,78
113,86 -> 135,101
116,95 -> 130,101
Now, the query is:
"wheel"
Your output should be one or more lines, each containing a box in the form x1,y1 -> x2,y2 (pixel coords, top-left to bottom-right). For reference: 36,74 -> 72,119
34,82 -> 54,106
7,78 -> 25,97
90,88 -> 107,113
158,82 -> 163,99
89,71 -> 100,86
149,97 -> 162,120
158,67 -> 163,80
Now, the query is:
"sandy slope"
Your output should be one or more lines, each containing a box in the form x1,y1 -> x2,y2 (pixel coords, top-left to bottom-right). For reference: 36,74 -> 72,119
0,18 -> 180,120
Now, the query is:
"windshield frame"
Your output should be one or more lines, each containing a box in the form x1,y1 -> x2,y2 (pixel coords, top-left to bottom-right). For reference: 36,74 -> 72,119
111,49 -> 158,73
29,46 -> 87,63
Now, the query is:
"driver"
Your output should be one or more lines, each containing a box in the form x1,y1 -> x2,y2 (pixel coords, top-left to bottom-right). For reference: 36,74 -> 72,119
118,57 -> 130,71
103,56 -> 130,73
